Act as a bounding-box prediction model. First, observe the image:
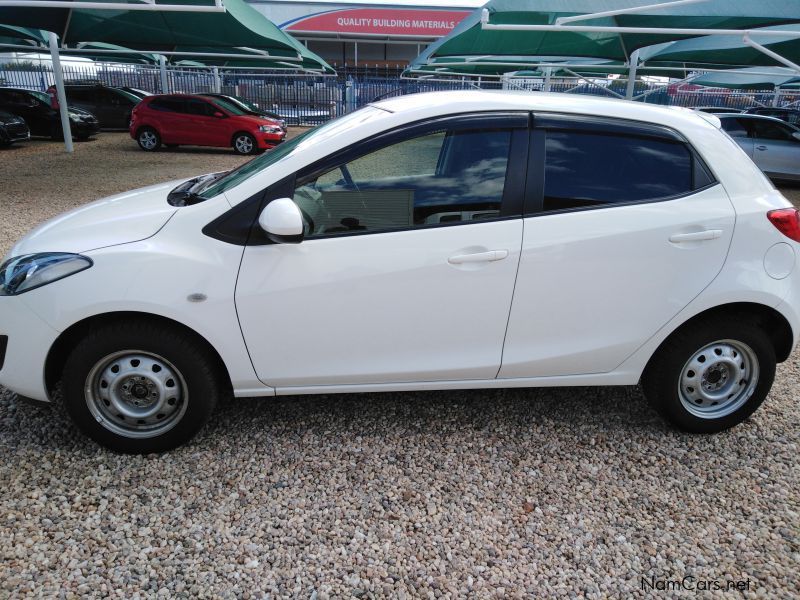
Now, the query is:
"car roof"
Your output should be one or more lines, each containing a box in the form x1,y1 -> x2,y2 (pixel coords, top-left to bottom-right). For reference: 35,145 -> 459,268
371,90 -> 718,133
0,87 -> 37,93
716,112 -> 799,127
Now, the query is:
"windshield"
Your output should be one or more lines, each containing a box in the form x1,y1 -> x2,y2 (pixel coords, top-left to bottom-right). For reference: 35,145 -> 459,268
232,95 -> 259,112
116,89 -> 142,103
211,98 -> 247,116
198,105 -> 389,199
29,90 -> 49,103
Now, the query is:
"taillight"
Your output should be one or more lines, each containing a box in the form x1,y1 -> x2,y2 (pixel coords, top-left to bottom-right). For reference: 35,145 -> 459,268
767,208 -> 800,242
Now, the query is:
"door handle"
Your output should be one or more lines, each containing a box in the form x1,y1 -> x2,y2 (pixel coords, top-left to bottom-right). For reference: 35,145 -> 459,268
756,145 -> 768,151
669,230 -> 722,243
448,250 -> 509,264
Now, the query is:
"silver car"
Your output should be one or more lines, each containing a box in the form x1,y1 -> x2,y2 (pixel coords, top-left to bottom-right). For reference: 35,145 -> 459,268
715,113 -> 800,181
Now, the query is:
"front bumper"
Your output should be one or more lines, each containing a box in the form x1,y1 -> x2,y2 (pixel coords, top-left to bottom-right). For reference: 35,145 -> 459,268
257,131 -> 286,149
71,119 -> 100,138
0,297 -> 60,402
0,122 -> 30,143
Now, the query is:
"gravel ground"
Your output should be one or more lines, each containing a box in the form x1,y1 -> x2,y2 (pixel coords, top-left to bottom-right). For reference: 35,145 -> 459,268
1,133 -> 799,598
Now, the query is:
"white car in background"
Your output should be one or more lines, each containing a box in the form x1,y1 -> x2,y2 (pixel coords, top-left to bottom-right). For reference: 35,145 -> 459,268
715,113 -> 800,182
1,91 -> 799,453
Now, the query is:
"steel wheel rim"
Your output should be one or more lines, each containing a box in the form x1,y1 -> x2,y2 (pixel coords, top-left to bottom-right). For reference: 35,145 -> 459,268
678,339 -> 759,419
85,350 -> 188,439
235,135 -> 253,153
139,131 -> 157,150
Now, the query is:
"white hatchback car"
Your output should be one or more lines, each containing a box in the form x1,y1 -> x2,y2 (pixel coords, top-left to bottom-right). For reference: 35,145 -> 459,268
2,91 -> 799,453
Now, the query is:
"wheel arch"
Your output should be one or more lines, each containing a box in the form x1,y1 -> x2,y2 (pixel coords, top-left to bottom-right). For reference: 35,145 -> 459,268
45,311 -> 233,398
645,302 -> 794,375
230,130 -> 255,145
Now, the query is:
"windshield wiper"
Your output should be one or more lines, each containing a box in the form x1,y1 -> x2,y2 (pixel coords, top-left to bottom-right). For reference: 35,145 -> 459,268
168,171 -> 228,206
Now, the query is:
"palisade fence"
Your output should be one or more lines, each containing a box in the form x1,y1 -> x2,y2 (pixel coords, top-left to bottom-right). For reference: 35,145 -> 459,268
0,60 -> 793,125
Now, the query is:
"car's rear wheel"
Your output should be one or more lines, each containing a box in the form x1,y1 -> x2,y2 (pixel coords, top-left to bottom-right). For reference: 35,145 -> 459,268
232,132 -> 257,155
62,321 -> 221,453
137,127 -> 161,151
642,316 -> 775,433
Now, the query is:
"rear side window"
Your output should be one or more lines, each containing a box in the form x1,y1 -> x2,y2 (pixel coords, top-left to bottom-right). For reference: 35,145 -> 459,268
543,131 -> 697,212
149,97 -> 185,113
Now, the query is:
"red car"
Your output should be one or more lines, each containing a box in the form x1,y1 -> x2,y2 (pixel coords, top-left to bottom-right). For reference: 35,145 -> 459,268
129,94 -> 286,155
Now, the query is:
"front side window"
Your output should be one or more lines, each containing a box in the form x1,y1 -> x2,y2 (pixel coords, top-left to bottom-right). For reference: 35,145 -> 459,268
186,99 -> 217,116
542,131 -> 695,212
292,127 -> 512,237
750,119 -> 795,141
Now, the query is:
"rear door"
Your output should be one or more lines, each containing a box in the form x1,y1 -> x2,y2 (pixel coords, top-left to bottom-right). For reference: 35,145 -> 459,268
499,115 -> 735,379
147,96 -> 188,142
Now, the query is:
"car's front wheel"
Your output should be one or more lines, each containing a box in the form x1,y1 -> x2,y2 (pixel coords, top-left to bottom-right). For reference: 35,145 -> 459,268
137,127 -> 161,151
62,321 -> 222,453
232,132 -> 257,155
642,316 -> 776,433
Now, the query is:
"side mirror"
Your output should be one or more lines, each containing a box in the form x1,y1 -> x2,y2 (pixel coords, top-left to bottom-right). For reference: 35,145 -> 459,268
258,198 -> 304,244
792,132 -> 800,142
213,111 -> 225,118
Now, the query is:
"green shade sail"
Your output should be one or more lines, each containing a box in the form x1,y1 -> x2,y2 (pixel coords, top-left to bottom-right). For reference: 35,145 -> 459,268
409,0 -> 800,77
0,0 -> 333,72
688,67 -> 800,89
639,24 -> 800,67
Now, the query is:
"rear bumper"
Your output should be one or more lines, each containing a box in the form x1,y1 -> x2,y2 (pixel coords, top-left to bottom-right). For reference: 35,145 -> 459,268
0,297 -> 59,402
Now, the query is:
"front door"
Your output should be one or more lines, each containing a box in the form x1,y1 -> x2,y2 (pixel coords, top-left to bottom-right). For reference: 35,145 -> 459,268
749,118 -> 800,179
235,114 -> 529,388
499,117 -> 735,378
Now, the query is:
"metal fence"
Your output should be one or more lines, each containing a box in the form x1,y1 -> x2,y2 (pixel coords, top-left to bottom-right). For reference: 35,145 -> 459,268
0,60 -> 794,125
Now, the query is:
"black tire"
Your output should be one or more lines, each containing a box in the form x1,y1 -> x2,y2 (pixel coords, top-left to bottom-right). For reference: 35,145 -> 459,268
232,132 -> 257,155
641,316 -> 775,433
61,321 -> 222,453
137,127 -> 161,151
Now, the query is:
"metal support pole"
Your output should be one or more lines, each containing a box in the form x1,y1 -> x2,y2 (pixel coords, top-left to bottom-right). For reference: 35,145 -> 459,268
543,66 -> 552,92
212,66 -> 221,93
354,41 -> 358,67
625,50 -> 640,100
773,86 -> 781,107
48,31 -> 73,153
159,55 -> 168,93
743,34 -> 800,74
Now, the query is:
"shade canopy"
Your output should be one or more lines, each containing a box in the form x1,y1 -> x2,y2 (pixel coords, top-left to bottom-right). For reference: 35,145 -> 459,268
688,66 -> 800,89
0,0 -> 334,72
639,23 -> 800,67
408,0 -> 800,77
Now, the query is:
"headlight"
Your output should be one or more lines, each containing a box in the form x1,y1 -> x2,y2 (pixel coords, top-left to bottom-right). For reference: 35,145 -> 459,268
258,125 -> 282,133
0,253 -> 93,296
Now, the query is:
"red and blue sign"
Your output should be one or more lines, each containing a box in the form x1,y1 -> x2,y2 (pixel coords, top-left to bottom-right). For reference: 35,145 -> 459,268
284,8 -> 471,37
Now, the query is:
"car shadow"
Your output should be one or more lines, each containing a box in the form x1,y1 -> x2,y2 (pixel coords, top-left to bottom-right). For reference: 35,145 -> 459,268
1,384 -> 672,457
